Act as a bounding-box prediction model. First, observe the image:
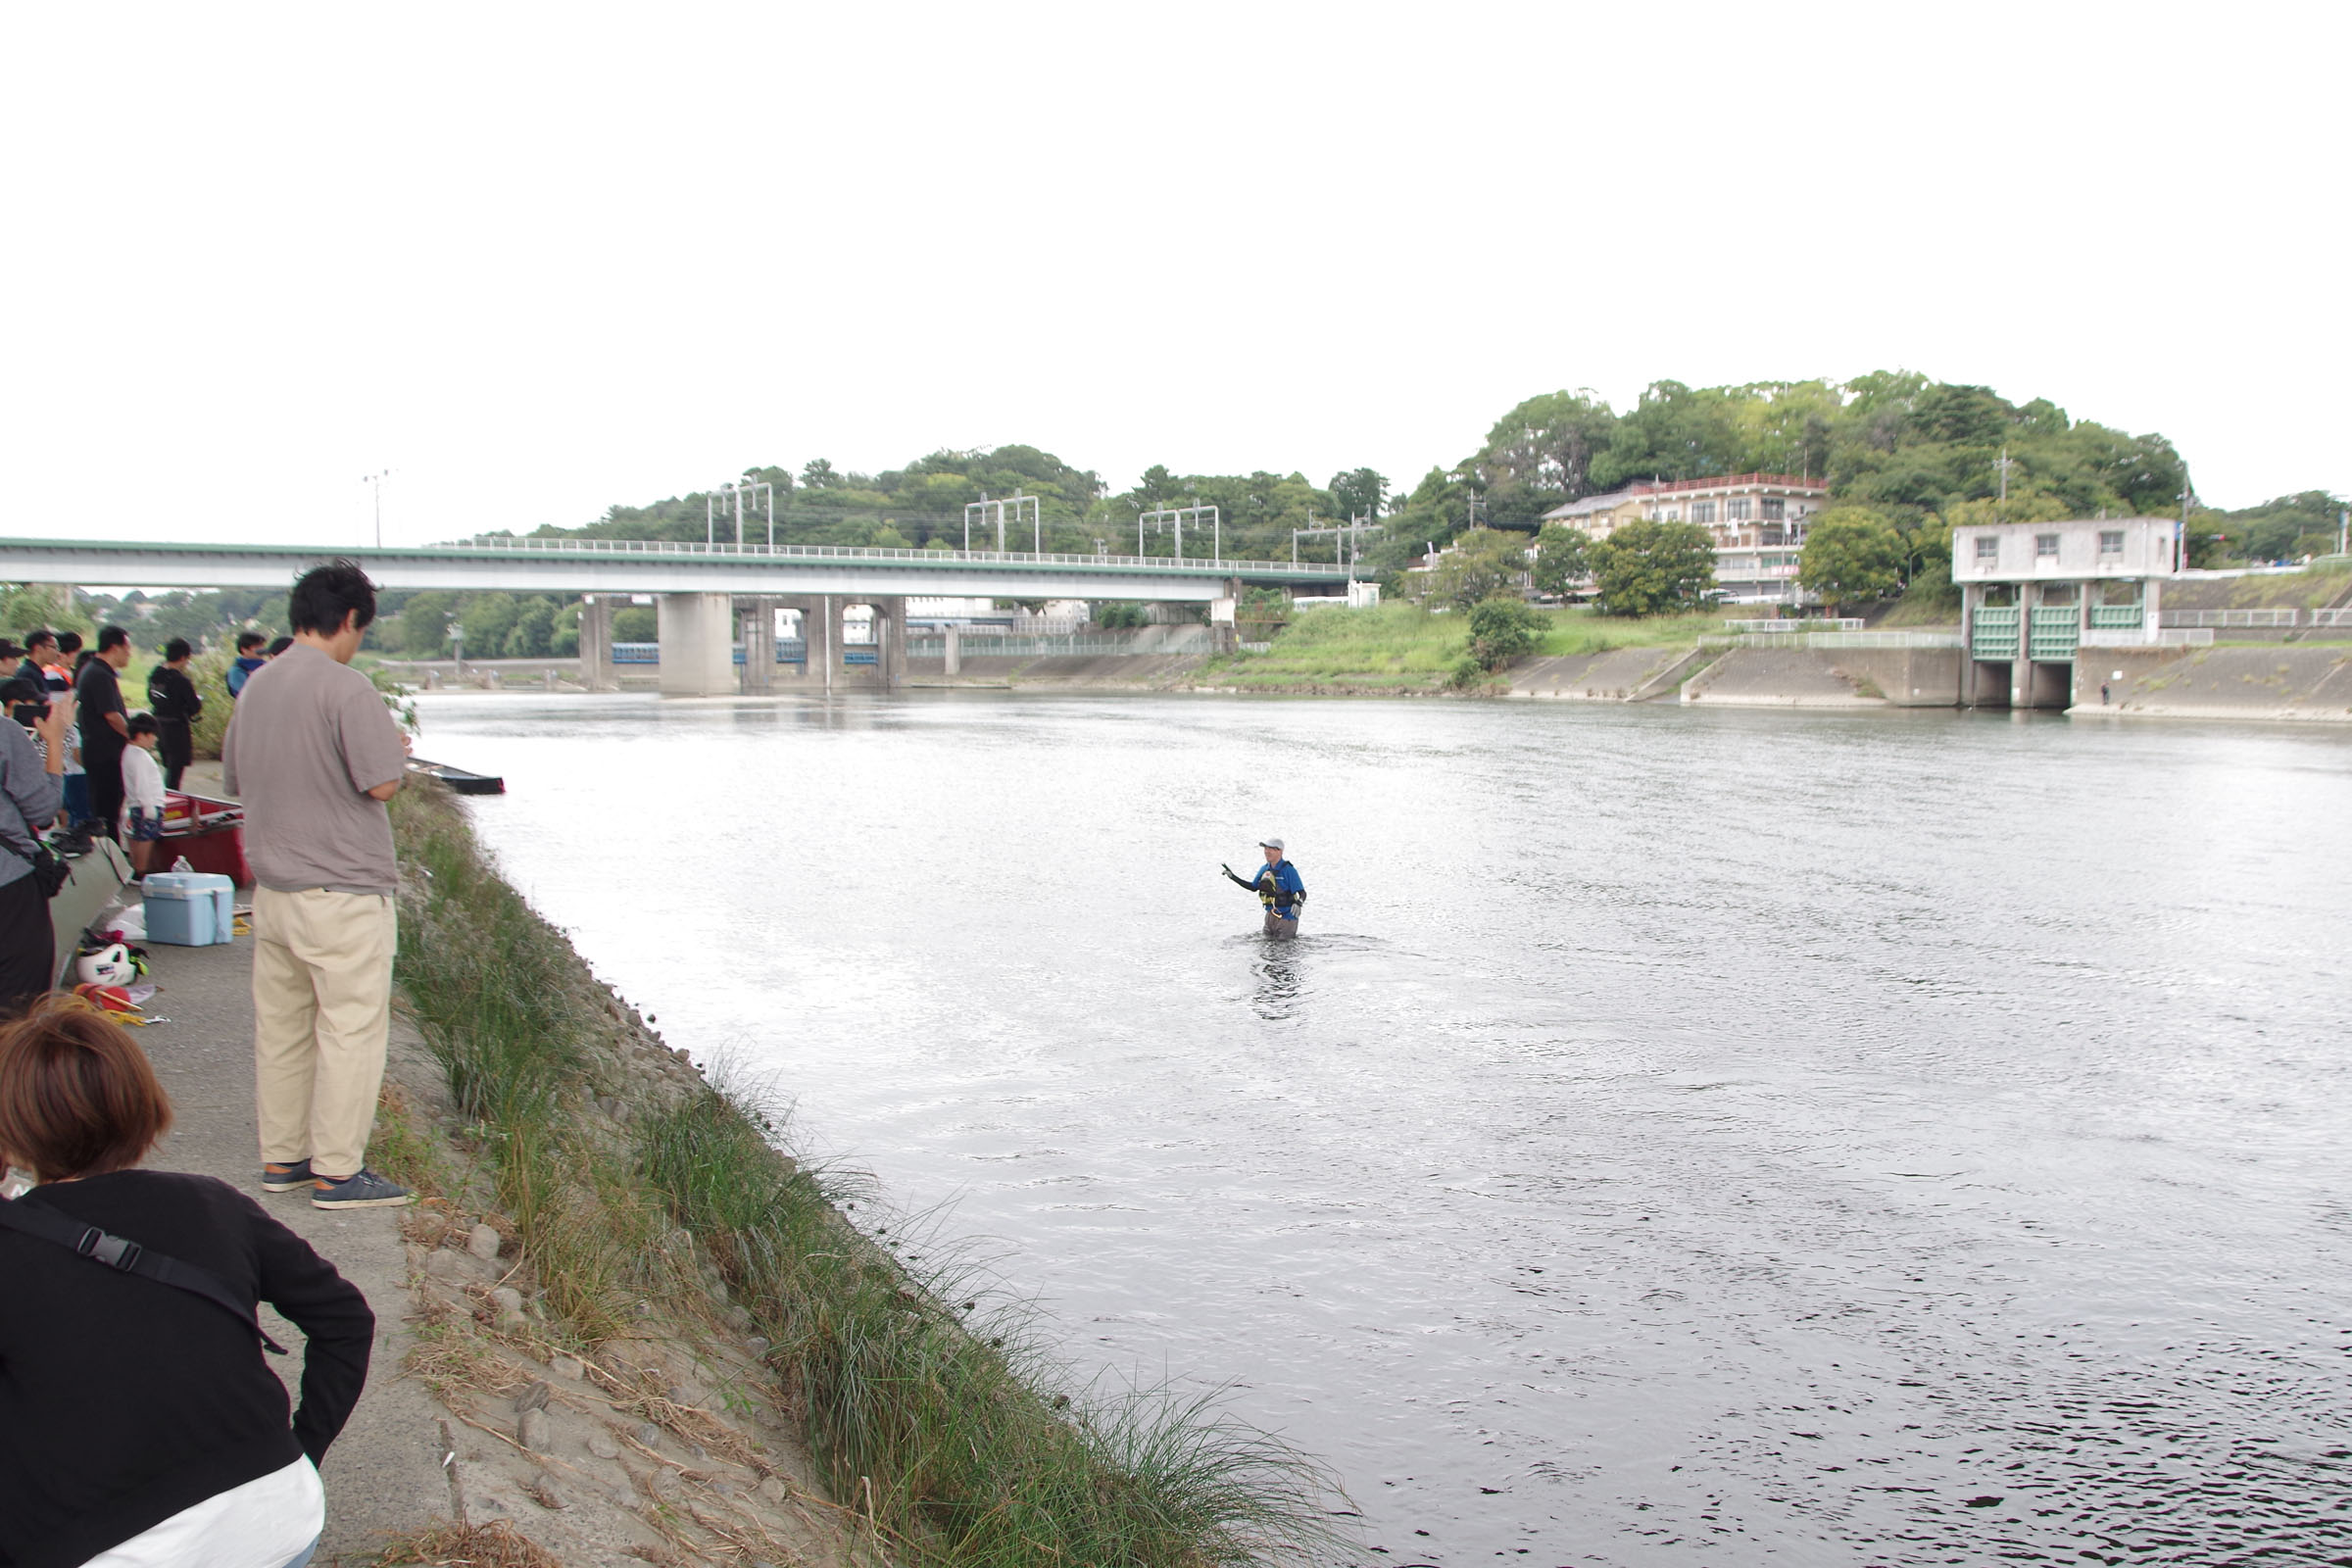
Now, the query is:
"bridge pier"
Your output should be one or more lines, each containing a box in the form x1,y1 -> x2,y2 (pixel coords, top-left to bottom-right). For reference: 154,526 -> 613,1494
657,592 -> 737,697
578,596 -> 617,692
738,597 -> 777,696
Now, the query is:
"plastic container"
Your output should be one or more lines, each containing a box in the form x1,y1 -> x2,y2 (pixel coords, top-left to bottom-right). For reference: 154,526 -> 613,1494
143,871 -> 237,947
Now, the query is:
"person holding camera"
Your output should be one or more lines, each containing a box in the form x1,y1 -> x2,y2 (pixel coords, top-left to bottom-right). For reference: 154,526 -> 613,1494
0,995 -> 374,1568
0,678 -> 74,1013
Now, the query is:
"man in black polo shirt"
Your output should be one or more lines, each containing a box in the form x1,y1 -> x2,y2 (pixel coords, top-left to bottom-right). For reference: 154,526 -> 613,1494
74,626 -> 132,840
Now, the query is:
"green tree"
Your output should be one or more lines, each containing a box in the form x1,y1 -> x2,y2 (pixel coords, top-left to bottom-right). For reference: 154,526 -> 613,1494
504,597 -> 559,658
1422,528 -> 1527,611
1531,523 -> 1592,598
459,592 -> 519,656
1797,510 -> 1906,612
1466,597 -> 1543,669
396,591 -> 457,657
612,607 -> 657,642
1329,467 -> 1389,521
1474,391 -> 1619,521
1589,520 -> 1716,616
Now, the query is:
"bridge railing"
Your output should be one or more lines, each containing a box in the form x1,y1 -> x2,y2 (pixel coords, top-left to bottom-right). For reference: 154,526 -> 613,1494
443,535 -> 1351,576
1700,630 -> 1964,650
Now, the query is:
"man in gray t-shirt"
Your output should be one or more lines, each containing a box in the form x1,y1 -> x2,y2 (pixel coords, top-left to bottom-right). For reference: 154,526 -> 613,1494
221,563 -> 414,1210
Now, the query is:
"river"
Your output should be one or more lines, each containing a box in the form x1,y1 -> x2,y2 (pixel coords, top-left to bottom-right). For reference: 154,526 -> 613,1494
411,691 -> 2352,1567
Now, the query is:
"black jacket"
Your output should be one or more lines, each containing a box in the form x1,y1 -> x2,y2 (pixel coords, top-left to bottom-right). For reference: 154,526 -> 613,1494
0,1170 -> 374,1568
146,664 -> 203,726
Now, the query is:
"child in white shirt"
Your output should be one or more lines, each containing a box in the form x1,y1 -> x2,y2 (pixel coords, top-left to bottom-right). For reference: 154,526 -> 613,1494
120,713 -> 168,875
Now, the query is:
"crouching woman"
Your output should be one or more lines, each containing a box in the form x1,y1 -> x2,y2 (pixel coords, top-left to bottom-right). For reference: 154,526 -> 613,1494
0,996 -> 374,1568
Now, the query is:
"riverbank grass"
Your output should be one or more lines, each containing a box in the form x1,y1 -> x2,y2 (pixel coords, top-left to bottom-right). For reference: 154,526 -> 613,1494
388,782 -> 1346,1566
1211,602 -> 1718,689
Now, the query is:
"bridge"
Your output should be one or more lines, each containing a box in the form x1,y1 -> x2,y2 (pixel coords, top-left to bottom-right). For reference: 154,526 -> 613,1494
0,534 -> 1356,696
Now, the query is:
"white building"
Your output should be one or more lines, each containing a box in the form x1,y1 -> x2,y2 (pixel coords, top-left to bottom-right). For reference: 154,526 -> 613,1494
1950,516 -> 2183,708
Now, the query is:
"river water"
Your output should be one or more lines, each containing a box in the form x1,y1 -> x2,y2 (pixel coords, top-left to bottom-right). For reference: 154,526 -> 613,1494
413,691 -> 2352,1567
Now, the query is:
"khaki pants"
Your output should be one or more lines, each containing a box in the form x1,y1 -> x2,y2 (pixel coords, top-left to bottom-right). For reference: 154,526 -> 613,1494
253,887 -> 397,1180
1263,909 -> 1298,939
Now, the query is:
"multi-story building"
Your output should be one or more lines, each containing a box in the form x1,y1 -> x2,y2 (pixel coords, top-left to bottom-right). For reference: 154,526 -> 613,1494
1536,487 -> 1648,543
1540,472 -> 1831,605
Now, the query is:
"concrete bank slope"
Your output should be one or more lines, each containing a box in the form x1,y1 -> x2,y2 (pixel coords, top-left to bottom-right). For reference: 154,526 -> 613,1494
2089,643 -> 2352,721
1506,644 -> 1707,701
906,650 -> 1205,688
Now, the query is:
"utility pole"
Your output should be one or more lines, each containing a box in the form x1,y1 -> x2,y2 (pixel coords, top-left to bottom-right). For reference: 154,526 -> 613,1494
2338,507 -> 2347,557
1994,448 -> 2012,511
361,469 -> 390,548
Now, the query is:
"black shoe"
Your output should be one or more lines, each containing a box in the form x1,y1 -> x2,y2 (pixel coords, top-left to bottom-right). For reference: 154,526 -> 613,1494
311,1168 -> 415,1209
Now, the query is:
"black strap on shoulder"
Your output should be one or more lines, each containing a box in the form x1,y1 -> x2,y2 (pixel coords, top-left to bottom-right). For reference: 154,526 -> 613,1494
0,1196 -> 288,1354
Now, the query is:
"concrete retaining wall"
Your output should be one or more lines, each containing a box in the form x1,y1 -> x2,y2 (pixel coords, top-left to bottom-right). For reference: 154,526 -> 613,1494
2091,645 -> 2352,720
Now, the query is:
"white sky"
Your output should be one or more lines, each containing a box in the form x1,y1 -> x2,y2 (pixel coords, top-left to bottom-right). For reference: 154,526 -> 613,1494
3,2 -> 2345,551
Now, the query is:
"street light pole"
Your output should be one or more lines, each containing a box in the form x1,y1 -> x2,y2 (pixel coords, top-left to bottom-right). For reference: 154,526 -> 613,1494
362,469 -> 390,548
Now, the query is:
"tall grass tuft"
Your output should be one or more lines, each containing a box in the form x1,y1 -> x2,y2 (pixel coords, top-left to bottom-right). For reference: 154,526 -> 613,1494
390,782 -> 1352,1565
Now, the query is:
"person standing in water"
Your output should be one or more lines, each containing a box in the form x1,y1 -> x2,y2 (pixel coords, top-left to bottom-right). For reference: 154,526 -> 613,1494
1223,837 -> 1305,939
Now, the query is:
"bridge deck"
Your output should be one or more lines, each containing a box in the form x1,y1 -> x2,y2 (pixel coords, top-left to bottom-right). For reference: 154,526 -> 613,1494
0,536 -> 1357,600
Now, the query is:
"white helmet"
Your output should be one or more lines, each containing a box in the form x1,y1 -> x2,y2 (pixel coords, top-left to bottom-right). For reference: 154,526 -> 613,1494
76,943 -> 137,988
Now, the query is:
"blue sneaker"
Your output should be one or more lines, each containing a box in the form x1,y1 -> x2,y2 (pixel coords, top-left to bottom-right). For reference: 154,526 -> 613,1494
262,1158 -> 314,1194
311,1168 -> 414,1209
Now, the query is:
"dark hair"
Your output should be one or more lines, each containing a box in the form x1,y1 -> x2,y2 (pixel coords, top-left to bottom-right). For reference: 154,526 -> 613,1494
265,637 -> 293,658
126,713 -> 160,739
236,632 -> 266,654
56,632 -> 82,657
0,995 -> 173,1182
95,626 -> 128,654
73,651 -> 93,672
0,675 -> 47,713
23,629 -> 55,654
0,643 -> 21,664
287,561 -> 377,637
163,638 -> 192,663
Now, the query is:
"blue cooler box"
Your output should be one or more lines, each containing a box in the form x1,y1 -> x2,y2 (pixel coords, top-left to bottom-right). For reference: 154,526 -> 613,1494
143,872 -> 237,947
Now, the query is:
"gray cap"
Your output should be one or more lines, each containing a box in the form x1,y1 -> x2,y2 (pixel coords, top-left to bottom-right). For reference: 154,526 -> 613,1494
1259,837 -> 1285,851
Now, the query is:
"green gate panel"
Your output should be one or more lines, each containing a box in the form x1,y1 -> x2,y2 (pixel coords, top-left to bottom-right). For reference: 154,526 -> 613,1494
2029,606 -> 2080,662
1973,606 -> 2021,661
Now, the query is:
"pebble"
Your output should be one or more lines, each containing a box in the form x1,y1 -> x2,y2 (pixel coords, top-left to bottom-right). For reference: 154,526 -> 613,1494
745,1336 -> 770,1356
710,1478 -> 738,1498
757,1475 -> 788,1504
586,1431 -> 621,1459
466,1224 -> 502,1261
530,1470 -> 567,1510
490,1286 -> 524,1314
517,1408 -> 550,1451
633,1422 -> 662,1448
423,1250 -> 479,1284
668,1384 -> 701,1407
682,1441 -> 708,1461
550,1353 -> 584,1381
514,1381 -> 551,1413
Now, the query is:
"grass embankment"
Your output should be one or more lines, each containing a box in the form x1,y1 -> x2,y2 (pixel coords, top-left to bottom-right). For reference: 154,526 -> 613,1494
387,783 -> 1342,1567
1209,602 -> 1716,690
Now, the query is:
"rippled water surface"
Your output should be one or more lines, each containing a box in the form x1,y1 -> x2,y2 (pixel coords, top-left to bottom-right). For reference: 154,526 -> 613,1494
415,692 -> 2352,1566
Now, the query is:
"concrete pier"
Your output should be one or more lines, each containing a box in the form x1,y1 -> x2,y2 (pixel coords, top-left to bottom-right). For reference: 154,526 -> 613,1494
656,592 -> 736,697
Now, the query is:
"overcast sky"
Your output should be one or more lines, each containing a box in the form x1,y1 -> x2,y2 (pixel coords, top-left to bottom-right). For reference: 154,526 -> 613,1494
3,3 -> 2344,551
